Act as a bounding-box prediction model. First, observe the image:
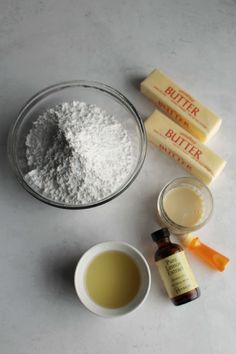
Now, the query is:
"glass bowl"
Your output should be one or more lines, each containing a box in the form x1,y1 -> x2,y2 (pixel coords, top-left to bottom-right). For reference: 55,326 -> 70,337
157,177 -> 213,234
8,81 -> 146,209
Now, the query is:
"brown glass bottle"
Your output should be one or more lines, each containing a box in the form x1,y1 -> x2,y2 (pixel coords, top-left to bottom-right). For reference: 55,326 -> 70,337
151,228 -> 200,306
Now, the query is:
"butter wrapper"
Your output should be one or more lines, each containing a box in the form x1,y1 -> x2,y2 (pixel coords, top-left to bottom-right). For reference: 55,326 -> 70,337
145,111 -> 226,184
141,69 -> 221,142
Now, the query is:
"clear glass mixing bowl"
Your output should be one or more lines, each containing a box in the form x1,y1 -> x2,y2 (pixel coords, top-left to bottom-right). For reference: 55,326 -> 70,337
8,81 -> 146,209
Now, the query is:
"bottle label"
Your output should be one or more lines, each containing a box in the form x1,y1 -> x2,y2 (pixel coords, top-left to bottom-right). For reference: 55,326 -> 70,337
156,251 -> 198,298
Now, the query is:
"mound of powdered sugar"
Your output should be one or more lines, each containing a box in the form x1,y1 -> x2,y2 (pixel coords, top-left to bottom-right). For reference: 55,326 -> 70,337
24,101 -> 134,204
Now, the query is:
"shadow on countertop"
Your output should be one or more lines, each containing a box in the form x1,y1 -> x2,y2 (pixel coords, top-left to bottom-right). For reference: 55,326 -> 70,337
41,247 -> 84,305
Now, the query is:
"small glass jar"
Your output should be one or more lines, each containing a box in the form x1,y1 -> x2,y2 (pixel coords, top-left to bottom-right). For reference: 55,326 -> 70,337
157,177 -> 213,235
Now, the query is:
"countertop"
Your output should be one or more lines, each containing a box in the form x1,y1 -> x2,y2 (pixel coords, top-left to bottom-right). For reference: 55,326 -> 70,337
0,1 -> 236,353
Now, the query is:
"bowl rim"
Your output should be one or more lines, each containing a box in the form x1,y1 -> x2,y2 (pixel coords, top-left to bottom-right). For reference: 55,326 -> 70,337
74,241 -> 151,317
7,80 -> 147,209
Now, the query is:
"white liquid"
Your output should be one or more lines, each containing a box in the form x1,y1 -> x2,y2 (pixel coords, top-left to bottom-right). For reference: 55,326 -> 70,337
163,187 -> 203,227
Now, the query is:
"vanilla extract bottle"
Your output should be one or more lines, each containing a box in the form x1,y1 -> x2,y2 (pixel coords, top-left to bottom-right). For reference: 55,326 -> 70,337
151,228 -> 200,305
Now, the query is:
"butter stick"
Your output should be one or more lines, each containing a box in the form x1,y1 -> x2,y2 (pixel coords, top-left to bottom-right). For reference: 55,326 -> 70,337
141,69 -> 221,142
145,111 -> 226,184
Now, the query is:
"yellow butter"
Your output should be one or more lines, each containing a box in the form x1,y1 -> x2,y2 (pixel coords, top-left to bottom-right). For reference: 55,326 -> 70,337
145,111 -> 226,184
141,69 -> 221,142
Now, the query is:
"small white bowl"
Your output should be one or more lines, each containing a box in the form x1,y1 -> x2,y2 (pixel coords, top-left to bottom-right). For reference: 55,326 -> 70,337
74,242 -> 151,317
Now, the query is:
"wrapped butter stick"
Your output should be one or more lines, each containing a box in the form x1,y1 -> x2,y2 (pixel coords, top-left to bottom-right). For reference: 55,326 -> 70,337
141,69 -> 221,142
145,111 -> 226,184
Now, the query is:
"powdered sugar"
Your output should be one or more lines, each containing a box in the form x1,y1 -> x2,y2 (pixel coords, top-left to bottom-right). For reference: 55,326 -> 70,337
24,101 -> 134,205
